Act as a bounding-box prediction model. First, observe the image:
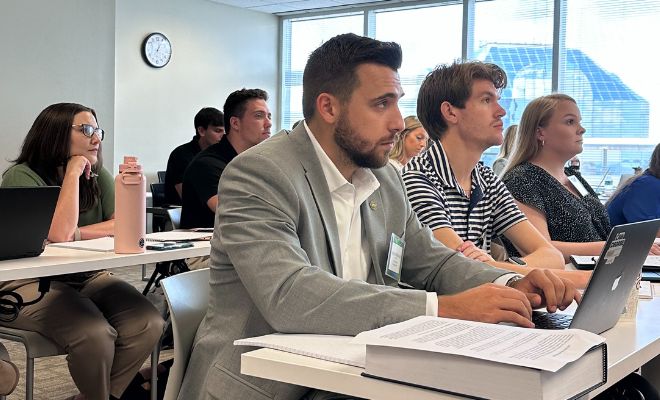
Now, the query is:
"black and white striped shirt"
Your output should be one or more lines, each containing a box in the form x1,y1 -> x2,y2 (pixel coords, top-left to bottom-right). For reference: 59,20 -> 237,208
402,141 -> 526,252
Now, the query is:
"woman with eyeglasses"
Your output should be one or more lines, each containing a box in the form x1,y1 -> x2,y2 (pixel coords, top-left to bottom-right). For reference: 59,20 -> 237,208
0,103 -> 164,400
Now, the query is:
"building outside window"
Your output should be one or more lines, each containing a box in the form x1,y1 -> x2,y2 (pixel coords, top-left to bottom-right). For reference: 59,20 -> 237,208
280,0 -> 660,191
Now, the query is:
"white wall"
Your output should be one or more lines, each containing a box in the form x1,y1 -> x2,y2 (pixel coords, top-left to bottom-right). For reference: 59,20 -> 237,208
0,0 -> 116,175
0,0 -> 279,182
114,0 -> 279,182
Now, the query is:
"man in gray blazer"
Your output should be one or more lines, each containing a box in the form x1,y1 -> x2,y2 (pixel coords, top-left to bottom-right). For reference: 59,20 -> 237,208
179,33 -> 578,400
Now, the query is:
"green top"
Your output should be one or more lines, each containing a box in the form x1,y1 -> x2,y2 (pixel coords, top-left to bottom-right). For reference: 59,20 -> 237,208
0,163 -> 115,290
1,163 -> 115,225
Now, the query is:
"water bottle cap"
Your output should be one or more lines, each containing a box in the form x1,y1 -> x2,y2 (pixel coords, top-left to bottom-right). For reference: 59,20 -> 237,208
119,156 -> 143,173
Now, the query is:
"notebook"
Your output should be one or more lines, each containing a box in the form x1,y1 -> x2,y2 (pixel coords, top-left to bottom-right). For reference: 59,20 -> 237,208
0,186 -> 60,260
533,218 -> 660,334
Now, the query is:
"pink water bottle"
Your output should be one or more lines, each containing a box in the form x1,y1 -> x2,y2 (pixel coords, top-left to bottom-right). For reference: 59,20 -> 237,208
115,156 -> 146,253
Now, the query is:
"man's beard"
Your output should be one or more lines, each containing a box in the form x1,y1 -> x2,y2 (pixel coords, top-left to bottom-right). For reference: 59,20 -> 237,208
334,113 -> 390,169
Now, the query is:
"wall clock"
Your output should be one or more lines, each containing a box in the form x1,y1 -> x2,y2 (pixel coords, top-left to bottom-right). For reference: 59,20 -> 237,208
141,32 -> 172,68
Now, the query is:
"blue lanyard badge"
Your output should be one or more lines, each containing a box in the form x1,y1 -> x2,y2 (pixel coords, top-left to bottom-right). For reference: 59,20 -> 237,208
385,233 -> 405,281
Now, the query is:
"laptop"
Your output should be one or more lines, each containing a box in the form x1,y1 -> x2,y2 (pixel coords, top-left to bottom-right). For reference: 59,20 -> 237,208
0,186 -> 60,261
642,270 -> 660,282
616,173 -> 634,190
533,218 -> 660,334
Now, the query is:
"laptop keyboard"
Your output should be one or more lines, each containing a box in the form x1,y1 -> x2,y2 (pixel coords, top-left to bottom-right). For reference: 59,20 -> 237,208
532,311 -> 573,330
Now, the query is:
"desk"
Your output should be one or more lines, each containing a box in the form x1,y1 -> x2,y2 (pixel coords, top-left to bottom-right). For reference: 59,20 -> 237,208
240,297 -> 660,399
0,241 -> 211,400
0,241 -> 210,281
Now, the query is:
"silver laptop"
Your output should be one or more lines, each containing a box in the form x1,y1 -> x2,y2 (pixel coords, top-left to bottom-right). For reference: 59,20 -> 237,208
616,173 -> 634,190
533,218 -> 660,334
0,186 -> 60,261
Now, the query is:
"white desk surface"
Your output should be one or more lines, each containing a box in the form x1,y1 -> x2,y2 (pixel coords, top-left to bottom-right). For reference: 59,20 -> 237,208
241,296 -> 660,400
0,241 -> 210,281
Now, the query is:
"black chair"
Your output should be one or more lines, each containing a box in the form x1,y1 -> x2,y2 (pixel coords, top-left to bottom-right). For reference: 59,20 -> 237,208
150,183 -> 170,232
151,182 -> 166,207
157,170 -> 166,183
143,207 -> 188,295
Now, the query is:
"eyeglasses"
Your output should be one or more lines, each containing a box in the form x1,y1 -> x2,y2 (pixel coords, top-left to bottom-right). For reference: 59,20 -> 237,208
72,124 -> 104,141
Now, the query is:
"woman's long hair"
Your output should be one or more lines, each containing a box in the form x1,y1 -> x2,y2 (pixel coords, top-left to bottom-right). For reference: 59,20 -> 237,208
497,124 -> 518,159
390,115 -> 426,163
502,94 -> 577,176
648,142 -> 660,178
11,103 -> 103,211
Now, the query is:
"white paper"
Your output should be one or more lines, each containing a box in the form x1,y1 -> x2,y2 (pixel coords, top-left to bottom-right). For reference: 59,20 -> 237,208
145,231 -> 212,242
352,316 -> 605,372
647,255 -> 660,267
640,280 -> 654,299
235,334 -> 365,368
48,237 -> 115,252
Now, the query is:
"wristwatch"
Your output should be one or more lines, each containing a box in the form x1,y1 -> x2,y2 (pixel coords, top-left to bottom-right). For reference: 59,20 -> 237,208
505,275 -> 525,288
508,256 -> 527,266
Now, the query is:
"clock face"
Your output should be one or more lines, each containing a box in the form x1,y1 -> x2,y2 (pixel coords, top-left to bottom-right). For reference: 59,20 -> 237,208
142,33 -> 172,68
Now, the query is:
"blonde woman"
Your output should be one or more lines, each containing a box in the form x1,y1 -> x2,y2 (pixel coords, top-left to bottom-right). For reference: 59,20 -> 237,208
502,94 -> 624,261
492,124 -> 517,176
389,115 -> 429,170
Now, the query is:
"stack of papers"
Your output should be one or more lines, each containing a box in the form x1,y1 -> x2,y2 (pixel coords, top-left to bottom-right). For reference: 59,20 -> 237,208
145,231 -> 212,242
49,237 -> 114,252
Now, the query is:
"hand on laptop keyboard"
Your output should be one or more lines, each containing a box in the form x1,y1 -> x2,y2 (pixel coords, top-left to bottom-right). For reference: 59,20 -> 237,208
507,269 -> 581,313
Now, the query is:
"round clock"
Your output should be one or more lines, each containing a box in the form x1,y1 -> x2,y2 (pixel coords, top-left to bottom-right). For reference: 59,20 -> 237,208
141,33 -> 172,68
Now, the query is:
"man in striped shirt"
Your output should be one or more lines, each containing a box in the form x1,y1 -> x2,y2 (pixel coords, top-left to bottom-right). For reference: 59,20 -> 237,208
403,61 -> 589,288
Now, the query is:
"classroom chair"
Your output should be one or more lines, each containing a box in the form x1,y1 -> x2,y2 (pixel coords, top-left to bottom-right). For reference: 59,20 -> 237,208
160,268 -> 210,400
0,326 -> 161,400
0,342 -> 7,400
0,326 -> 64,400
166,208 -> 181,230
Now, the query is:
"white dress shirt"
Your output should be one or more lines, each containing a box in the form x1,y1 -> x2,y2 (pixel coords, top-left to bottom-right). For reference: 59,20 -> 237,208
305,122 -> 442,315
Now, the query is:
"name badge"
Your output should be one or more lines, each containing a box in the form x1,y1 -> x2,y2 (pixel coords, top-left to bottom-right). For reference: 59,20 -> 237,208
568,175 -> 589,197
385,233 -> 405,281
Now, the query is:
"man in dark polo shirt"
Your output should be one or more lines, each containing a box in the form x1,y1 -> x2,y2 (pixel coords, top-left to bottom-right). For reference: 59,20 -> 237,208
180,89 -> 272,228
164,107 -> 225,205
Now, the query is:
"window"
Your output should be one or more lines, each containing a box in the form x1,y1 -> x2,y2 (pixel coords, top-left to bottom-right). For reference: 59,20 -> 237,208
472,0 -> 554,166
562,0 -> 660,191
374,4 -> 463,118
280,14 -> 363,131
280,0 -> 660,189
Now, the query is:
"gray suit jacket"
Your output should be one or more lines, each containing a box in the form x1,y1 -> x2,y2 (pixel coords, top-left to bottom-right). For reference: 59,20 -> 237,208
179,124 -> 508,400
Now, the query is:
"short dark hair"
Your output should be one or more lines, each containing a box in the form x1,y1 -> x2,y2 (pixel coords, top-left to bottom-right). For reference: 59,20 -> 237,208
302,33 -> 402,120
417,61 -> 507,141
223,88 -> 269,134
194,107 -> 224,136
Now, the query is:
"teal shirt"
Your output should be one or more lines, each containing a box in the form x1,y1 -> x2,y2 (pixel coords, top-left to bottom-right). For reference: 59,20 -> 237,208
1,163 -> 115,225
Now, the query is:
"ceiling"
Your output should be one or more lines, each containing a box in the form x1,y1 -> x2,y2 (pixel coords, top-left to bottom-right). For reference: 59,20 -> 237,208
208,0 -> 421,15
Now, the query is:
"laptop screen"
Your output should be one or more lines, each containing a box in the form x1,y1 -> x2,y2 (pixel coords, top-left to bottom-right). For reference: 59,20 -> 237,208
0,186 -> 60,260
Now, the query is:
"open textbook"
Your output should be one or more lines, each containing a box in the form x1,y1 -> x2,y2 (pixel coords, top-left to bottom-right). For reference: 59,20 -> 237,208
354,316 -> 607,400
237,316 -> 607,400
